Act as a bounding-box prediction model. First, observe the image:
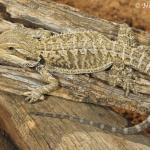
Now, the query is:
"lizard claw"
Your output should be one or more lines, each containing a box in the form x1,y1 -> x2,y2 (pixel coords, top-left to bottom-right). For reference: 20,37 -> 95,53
23,88 -> 45,103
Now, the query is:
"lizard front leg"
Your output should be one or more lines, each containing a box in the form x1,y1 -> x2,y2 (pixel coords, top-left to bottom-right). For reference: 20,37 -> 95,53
24,65 -> 59,103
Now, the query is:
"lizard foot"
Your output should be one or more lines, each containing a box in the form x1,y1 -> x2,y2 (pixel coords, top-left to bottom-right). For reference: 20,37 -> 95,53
23,87 -> 45,103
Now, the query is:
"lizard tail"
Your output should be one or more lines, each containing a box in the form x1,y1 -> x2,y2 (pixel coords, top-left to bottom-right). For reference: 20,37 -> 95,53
30,112 -> 150,135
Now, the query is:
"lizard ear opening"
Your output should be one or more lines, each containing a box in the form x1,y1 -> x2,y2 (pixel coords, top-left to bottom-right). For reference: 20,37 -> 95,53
105,64 -> 112,71
39,54 -> 45,65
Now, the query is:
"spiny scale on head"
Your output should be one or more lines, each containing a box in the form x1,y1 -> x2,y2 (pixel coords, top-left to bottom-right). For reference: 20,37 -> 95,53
30,112 -> 150,135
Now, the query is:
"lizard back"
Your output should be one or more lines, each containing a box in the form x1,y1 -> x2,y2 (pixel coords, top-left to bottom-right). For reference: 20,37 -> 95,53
41,31 -> 114,74
41,31 -> 150,75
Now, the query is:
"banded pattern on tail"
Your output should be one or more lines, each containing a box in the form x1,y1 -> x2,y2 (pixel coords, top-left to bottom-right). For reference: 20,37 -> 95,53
30,112 -> 150,135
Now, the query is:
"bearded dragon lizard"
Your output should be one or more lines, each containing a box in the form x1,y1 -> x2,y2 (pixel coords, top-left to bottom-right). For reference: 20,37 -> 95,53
0,24 -> 150,134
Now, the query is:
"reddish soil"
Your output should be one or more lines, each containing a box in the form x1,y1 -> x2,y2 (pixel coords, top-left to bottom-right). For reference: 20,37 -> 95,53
54,0 -> 150,31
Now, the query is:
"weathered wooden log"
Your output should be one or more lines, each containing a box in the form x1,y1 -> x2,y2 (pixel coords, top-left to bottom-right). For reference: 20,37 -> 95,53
0,0 -> 150,149
0,65 -> 150,114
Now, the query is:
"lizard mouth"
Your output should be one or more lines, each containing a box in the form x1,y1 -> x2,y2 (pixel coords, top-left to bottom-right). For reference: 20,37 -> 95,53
16,48 -> 39,61
0,44 -> 39,61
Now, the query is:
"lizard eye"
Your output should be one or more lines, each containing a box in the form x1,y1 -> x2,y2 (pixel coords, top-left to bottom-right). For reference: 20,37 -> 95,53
8,47 -> 15,50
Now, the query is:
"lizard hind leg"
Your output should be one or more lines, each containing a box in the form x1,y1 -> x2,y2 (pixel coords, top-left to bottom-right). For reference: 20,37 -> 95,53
121,66 -> 138,96
109,59 -> 137,96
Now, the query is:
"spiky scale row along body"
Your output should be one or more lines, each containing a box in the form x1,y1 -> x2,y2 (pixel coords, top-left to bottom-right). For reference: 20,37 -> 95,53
0,24 -> 150,135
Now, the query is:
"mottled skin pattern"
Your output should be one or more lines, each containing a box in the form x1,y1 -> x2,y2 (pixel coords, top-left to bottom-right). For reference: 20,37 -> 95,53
0,24 -> 150,134
32,24 -> 149,97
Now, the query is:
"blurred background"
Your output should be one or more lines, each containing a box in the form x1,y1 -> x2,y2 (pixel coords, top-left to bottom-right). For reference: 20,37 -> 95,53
54,0 -> 150,31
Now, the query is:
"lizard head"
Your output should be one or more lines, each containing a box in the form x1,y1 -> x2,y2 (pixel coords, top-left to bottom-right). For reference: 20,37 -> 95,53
0,42 -> 41,62
0,33 -> 41,61
0,27 -> 42,61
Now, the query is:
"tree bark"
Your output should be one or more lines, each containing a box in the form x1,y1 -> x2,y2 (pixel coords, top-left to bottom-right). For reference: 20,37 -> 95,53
0,0 -> 150,149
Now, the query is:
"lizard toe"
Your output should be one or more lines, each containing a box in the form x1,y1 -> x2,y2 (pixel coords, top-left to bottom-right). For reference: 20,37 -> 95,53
24,89 -> 44,103
28,97 -> 38,103
25,96 -> 32,102
24,91 -> 32,96
39,95 -> 45,100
